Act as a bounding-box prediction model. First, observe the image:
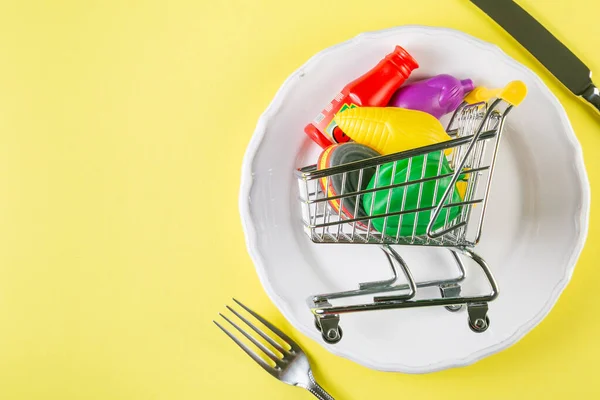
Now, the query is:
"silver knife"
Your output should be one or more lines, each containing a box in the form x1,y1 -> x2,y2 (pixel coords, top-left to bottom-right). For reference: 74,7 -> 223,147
470,0 -> 600,112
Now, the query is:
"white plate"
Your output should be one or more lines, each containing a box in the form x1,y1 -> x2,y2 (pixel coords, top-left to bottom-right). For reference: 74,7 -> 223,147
239,26 -> 590,373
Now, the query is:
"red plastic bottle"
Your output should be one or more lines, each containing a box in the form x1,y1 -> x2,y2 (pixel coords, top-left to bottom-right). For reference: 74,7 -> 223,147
304,45 -> 419,148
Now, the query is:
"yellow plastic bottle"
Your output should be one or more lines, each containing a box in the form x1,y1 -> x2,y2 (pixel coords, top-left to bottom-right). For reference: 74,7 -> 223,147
333,107 -> 452,155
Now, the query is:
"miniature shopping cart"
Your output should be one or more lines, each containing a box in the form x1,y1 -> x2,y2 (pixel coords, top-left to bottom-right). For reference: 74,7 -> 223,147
295,81 -> 527,344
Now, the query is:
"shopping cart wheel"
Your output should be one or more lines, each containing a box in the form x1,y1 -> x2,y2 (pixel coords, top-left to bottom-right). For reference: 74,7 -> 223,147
314,315 -> 343,344
467,302 -> 490,333
322,326 -> 343,344
469,316 -> 490,333
440,283 -> 462,312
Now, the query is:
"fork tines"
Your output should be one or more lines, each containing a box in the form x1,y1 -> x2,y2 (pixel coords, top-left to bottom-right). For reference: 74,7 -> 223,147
213,299 -> 297,375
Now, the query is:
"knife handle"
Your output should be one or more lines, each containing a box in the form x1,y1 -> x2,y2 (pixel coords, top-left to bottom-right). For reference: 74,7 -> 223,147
581,84 -> 600,113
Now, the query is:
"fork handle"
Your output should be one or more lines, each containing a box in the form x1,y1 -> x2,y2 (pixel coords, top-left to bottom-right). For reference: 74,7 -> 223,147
304,371 -> 334,400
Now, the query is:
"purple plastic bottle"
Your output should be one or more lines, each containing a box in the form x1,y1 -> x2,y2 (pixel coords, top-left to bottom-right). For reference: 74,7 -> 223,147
388,74 -> 474,119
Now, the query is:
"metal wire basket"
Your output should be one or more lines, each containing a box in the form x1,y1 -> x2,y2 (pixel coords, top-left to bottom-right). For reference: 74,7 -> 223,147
295,81 -> 526,344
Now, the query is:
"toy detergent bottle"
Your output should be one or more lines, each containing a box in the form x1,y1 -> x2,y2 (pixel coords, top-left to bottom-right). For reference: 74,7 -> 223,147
304,45 -> 419,148
388,74 -> 474,119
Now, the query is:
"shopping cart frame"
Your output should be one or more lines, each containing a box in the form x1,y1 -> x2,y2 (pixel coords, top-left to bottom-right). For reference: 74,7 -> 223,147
296,97 -> 515,344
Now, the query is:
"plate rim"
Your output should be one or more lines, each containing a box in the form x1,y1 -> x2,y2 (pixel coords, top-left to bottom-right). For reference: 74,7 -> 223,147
238,25 -> 591,373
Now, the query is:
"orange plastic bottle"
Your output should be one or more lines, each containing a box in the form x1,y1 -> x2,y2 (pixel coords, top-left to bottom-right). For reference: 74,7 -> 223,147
304,45 -> 419,148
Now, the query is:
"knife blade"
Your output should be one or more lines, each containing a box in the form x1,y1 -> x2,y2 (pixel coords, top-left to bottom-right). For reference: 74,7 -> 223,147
470,0 -> 600,112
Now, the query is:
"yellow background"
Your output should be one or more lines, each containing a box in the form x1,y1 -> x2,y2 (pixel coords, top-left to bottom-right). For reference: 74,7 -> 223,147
0,0 -> 598,398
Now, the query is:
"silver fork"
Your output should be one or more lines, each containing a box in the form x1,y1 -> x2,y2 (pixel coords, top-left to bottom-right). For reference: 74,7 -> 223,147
214,299 -> 334,400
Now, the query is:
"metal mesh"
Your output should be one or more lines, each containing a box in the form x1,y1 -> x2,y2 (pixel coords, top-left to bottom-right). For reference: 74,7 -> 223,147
297,99 -> 509,248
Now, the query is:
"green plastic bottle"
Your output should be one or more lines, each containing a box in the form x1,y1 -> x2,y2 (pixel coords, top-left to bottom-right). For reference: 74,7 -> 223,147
362,152 -> 463,237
